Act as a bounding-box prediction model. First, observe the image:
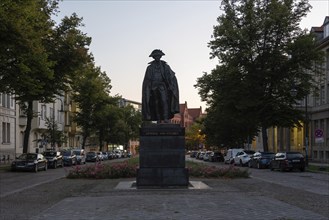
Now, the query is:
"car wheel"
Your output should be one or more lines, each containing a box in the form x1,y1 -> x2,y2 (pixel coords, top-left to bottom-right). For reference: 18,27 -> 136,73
44,163 -> 47,171
34,164 -> 38,173
239,160 -> 243,166
270,164 -> 274,171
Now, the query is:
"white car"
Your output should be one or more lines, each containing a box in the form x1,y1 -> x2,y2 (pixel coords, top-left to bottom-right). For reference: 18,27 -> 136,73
203,151 -> 213,161
233,150 -> 255,166
97,152 -> 104,161
224,148 -> 244,164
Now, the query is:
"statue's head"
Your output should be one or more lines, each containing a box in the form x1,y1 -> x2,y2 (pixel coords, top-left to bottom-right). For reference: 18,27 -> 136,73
149,49 -> 165,58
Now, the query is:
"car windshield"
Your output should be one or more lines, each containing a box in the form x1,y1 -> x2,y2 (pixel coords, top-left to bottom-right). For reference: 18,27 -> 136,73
18,154 -> 36,160
62,151 -> 72,156
287,153 -> 303,159
244,150 -> 255,155
262,153 -> 275,158
44,152 -> 56,157
73,151 -> 81,155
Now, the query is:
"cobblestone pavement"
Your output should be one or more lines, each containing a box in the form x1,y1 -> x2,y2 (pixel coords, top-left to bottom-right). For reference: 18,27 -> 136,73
0,176 -> 328,220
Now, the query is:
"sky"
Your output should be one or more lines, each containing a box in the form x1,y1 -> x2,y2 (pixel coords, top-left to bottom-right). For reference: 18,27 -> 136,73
54,0 -> 329,111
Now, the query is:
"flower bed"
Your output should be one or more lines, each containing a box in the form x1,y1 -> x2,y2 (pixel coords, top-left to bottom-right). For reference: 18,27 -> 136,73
66,158 -> 249,179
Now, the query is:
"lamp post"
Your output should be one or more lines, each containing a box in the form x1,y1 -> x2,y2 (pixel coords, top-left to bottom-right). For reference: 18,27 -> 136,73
304,95 -> 309,166
291,87 -> 309,166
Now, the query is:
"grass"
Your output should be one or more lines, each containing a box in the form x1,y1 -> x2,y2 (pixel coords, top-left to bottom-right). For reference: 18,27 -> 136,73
307,164 -> 329,172
0,164 -> 11,172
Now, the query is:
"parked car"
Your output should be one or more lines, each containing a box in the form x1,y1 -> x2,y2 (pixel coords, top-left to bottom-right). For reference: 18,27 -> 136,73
101,152 -> 109,160
72,149 -> 86,165
97,152 -> 104,161
86,151 -> 100,162
248,152 -> 275,169
113,150 -> 122,158
203,151 -> 213,161
190,151 -> 198,158
196,151 -> 205,160
233,150 -> 255,166
61,150 -> 77,166
269,152 -> 305,172
11,153 -> 48,172
209,151 -> 224,162
224,148 -> 244,164
43,151 -> 63,168
107,151 -> 114,160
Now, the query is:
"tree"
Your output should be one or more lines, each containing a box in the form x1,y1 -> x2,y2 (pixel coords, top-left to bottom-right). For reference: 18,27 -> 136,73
72,63 -> 112,149
0,1 -> 92,153
195,0 -> 323,151
0,0 -> 58,153
107,105 -> 142,149
94,96 -> 120,151
43,118 -> 67,149
185,119 -> 205,150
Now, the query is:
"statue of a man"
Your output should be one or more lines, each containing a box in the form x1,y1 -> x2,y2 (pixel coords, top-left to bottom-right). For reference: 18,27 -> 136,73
142,49 -> 179,123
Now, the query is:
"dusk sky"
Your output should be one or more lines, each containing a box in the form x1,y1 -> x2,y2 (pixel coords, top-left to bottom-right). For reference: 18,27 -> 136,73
54,0 -> 329,111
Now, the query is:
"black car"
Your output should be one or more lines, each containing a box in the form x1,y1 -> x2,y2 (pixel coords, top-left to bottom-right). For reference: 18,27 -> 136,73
248,152 -> 275,169
11,153 -> 48,172
43,151 -> 63,168
86,151 -> 100,162
270,152 -> 305,172
61,150 -> 77,166
209,151 -> 224,162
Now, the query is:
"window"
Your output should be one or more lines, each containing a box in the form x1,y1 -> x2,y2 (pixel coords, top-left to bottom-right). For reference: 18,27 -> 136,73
1,94 -> 13,109
1,94 -> 5,107
2,122 -> 10,144
50,107 -> 54,119
41,105 -> 46,120
324,24 -> 329,38
320,86 -> 325,104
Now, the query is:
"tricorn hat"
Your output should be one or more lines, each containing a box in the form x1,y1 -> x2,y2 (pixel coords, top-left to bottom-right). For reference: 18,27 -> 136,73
149,49 -> 165,57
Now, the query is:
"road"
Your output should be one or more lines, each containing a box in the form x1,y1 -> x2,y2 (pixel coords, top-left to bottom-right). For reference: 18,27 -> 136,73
187,157 -> 329,196
0,158 -> 128,198
0,157 -> 328,220
1,157 -> 328,198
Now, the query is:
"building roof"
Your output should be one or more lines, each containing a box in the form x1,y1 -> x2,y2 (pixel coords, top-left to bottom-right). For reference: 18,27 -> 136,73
188,107 -> 202,120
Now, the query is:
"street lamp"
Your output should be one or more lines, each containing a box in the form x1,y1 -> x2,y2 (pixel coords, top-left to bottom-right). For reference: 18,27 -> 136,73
304,95 -> 309,166
290,87 -> 308,166
52,97 -> 64,150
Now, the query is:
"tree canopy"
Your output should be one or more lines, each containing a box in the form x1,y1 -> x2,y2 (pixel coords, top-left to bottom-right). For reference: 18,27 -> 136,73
195,0 -> 324,150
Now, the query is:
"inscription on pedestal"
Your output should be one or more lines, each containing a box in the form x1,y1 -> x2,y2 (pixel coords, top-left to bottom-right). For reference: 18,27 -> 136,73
137,124 -> 189,188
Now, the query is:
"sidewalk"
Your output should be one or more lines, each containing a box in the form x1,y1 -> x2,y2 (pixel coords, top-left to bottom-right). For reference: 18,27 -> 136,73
309,162 -> 329,167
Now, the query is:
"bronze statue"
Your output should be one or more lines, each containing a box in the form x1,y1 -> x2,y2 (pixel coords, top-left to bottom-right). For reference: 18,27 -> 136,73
142,49 -> 179,123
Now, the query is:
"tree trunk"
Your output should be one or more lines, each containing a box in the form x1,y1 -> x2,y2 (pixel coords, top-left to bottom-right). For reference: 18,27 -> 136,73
23,101 -> 33,153
98,129 -> 103,152
262,126 -> 269,152
81,135 -> 87,149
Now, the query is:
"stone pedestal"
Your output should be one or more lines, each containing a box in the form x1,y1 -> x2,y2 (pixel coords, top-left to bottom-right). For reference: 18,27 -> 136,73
136,124 -> 189,188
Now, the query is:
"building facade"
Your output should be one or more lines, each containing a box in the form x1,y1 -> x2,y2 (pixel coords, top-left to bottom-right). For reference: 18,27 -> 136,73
252,17 -> 329,163
0,93 -> 16,161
